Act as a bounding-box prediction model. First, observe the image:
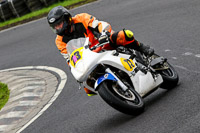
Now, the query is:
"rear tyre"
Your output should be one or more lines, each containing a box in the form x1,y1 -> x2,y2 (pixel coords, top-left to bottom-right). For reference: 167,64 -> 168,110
97,80 -> 145,115
152,54 -> 179,89
159,62 -> 179,89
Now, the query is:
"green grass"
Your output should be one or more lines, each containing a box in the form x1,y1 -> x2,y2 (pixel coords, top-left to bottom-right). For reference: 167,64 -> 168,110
0,0 -> 95,28
0,82 -> 10,110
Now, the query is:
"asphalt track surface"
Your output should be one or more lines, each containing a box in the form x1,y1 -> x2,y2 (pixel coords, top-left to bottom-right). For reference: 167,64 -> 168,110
0,0 -> 200,132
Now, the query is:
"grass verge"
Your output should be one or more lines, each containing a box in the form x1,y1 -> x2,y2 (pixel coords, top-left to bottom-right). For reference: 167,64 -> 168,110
0,82 -> 10,110
0,0 -> 96,31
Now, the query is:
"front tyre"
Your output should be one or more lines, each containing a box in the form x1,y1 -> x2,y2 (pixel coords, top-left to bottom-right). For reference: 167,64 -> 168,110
97,80 -> 145,115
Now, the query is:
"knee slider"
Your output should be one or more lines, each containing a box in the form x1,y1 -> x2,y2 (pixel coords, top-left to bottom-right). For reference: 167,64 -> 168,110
124,30 -> 134,41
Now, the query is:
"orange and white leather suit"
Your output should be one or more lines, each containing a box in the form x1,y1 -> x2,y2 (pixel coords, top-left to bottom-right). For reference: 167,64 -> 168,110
55,13 -> 140,59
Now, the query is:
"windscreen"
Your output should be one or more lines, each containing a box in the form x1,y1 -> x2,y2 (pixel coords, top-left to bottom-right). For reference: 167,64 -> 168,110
66,38 -> 87,55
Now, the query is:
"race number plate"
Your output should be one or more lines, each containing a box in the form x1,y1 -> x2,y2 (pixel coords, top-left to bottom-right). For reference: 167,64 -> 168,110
120,58 -> 136,71
70,47 -> 83,67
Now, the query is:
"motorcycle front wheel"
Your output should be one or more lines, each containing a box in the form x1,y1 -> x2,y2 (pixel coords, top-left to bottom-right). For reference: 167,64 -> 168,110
97,80 -> 145,116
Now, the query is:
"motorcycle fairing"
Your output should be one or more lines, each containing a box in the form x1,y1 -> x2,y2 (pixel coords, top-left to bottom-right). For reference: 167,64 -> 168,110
131,71 -> 163,97
94,73 -> 117,90
70,47 -> 134,82
68,38 -> 136,82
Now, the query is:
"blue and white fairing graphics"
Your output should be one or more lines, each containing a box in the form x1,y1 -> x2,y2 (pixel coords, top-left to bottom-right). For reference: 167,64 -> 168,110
94,73 -> 117,89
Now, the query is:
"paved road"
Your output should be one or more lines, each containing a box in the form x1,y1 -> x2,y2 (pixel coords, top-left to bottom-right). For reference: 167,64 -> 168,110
0,0 -> 200,133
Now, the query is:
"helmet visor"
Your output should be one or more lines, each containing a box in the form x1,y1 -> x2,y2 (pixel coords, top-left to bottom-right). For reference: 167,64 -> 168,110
49,14 -> 72,35
50,18 -> 69,35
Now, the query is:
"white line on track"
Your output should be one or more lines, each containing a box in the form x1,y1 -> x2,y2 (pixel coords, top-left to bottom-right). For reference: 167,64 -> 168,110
0,66 -> 67,133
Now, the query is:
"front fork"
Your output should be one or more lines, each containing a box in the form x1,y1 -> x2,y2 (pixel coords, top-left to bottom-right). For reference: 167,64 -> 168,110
105,68 -> 128,92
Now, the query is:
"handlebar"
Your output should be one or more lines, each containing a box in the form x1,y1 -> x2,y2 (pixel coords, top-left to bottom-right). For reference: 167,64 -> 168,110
90,30 -> 111,51
90,41 -> 110,51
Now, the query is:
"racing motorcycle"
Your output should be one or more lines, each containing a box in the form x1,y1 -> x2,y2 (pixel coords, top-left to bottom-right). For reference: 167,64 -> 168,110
67,36 -> 179,115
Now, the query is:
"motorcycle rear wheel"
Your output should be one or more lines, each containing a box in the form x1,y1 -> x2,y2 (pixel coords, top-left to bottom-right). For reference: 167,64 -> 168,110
152,54 -> 179,89
158,62 -> 179,89
97,80 -> 145,115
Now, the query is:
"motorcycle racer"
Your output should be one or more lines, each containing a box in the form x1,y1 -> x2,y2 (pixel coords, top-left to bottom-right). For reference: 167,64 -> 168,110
47,6 -> 154,62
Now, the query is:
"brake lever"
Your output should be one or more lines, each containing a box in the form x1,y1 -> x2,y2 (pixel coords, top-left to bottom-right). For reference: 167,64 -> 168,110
90,45 -> 97,51
90,41 -> 109,51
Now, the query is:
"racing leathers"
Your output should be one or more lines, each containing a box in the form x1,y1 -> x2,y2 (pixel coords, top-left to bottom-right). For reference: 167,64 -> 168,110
55,13 -> 154,61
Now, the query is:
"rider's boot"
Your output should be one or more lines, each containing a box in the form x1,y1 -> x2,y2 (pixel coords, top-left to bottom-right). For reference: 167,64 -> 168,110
84,87 -> 97,96
138,43 -> 154,57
